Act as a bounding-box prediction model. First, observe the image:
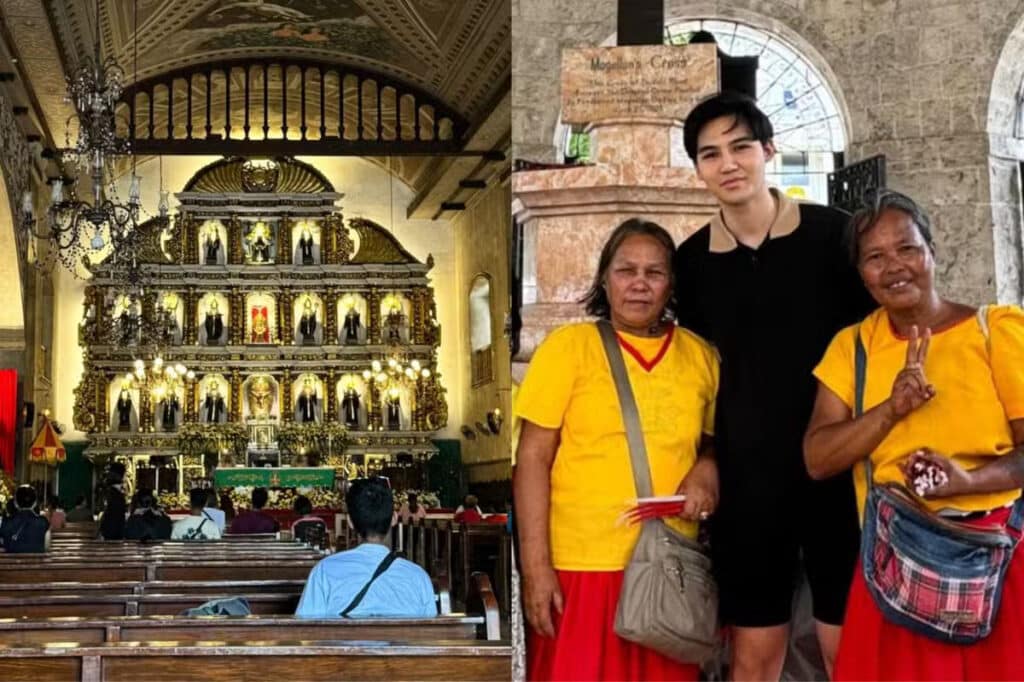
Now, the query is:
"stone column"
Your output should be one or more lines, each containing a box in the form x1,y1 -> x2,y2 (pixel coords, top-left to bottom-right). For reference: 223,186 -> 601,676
230,370 -> 242,422
325,369 -> 337,422
281,369 -> 293,423
228,215 -> 243,265
366,287 -> 381,344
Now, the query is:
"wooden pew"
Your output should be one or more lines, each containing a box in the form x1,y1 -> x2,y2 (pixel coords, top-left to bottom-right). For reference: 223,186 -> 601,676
0,640 -> 511,681
2,592 -> 301,618
0,559 -> 317,583
0,580 -> 305,598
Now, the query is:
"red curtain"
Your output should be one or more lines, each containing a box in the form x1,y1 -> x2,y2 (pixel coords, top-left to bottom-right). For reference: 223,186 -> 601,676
0,369 -> 15,476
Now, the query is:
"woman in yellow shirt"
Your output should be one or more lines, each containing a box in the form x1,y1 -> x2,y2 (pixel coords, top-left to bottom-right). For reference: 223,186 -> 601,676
805,190 -> 1024,680
514,218 -> 720,681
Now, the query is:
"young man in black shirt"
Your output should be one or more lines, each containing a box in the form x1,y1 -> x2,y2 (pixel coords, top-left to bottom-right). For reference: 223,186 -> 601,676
0,485 -> 50,553
674,92 -> 874,680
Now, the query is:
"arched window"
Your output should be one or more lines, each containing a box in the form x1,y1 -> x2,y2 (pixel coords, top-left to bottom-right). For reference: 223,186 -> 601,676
667,19 -> 847,203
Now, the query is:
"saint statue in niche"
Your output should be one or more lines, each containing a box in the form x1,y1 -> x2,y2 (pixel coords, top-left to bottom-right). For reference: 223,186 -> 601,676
204,225 -> 222,265
204,299 -> 224,345
298,296 -> 318,345
202,381 -> 227,423
248,375 -> 274,419
296,377 -> 320,423
251,306 -> 271,343
160,394 -> 180,431
117,388 -> 134,432
343,305 -> 362,344
385,388 -> 401,431
299,227 -> 315,265
246,221 -> 274,263
341,385 -> 361,428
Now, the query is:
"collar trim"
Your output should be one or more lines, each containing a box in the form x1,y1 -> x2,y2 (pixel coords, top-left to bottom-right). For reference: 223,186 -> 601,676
708,188 -> 801,253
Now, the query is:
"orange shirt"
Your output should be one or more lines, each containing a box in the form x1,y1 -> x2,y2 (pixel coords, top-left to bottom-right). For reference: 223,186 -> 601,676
813,306 -> 1024,517
515,323 -> 718,571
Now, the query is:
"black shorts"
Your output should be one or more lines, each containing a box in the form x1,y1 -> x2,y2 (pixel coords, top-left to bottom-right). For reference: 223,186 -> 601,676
710,469 -> 861,628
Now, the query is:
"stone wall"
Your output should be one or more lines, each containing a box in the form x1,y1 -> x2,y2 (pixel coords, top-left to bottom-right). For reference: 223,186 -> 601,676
512,0 -> 1024,304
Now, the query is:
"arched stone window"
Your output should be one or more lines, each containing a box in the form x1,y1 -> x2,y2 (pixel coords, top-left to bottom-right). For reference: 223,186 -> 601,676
666,19 -> 847,203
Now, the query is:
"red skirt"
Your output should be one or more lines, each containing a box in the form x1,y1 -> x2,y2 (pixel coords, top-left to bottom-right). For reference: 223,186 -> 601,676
835,507 -> 1024,681
527,569 -> 700,682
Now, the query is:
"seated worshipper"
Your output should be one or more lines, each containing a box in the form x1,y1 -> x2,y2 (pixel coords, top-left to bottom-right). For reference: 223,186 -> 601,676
65,495 -> 94,522
45,496 -> 66,530
171,488 -> 222,541
514,218 -> 720,681
203,489 -> 226,533
291,495 -> 327,544
99,464 -> 127,540
399,492 -> 427,524
229,487 -> 279,534
296,477 -> 436,618
804,190 -> 1024,680
0,486 -> 51,553
124,489 -> 172,541
453,494 -> 483,523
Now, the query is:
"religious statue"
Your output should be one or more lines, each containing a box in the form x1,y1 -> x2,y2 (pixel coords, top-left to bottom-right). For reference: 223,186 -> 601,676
204,299 -> 224,345
342,306 -> 362,344
246,221 -> 273,263
116,388 -> 134,432
160,294 -> 180,345
202,381 -> 227,423
386,390 -> 401,430
298,297 -> 318,345
296,377 -> 319,423
251,306 -> 271,343
299,228 -> 315,265
248,375 -> 274,418
204,228 -> 222,265
160,394 -> 180,431
341,386 -> 361,428
385,305 -> 403,344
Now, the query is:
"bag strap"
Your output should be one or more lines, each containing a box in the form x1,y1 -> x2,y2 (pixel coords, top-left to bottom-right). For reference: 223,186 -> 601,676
340,550 -> 400,617
596,320 -> 653,499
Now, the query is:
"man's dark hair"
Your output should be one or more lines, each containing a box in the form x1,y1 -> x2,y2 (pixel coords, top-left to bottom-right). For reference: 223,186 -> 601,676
346,477 -> 394,539
848,189 -> 936,265
252,487 -> 269,510
579,218 -> 676,319
684,91 -> 774,162
14,485 -> 37,510
293,495 -> 313,516
137,489 -> 156,510
189,488 -> 207,510
206,489 -> 218,507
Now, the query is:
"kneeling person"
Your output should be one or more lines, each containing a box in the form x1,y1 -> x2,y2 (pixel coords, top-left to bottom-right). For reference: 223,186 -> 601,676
296,477 -> 435,618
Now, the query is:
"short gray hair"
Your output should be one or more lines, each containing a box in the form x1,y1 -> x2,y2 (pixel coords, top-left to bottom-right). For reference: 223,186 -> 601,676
848,189 -> 935,265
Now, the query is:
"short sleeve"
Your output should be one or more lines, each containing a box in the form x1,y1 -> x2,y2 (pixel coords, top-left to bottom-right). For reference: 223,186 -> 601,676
988,305 -> 1024,420
513,325 -> 582,430
812,325 -> 858,409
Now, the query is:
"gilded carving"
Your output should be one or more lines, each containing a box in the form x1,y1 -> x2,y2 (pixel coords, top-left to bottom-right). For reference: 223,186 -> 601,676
348,218 -> 421,264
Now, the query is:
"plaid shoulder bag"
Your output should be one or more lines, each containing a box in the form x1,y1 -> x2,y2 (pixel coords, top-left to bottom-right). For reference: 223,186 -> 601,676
855,308 -> 1024,643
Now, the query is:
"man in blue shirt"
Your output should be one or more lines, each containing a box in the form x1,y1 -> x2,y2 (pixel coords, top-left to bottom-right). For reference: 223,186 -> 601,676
296,477 -> 435,618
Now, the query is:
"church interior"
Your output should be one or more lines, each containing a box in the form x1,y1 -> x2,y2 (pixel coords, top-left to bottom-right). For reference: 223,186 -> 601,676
0,1 -> 513,679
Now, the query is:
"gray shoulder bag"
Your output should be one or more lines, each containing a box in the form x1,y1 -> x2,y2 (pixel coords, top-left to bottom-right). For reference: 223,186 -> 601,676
597,321 -> 720,665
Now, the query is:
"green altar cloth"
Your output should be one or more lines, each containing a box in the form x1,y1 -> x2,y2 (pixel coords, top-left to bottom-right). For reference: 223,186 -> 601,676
215,467 -> 335,488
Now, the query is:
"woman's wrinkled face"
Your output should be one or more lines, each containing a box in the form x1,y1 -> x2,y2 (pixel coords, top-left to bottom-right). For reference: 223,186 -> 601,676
857,208 -> 934,311
605,233 -> 672,331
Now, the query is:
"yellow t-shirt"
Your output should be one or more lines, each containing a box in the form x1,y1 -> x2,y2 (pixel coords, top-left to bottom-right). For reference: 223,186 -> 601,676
514,323 -> 719,571
813,305 -> 1024,518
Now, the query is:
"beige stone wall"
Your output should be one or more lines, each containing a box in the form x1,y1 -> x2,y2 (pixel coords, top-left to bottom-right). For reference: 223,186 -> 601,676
513,0 -> 1024,305
452,179 -> 514,483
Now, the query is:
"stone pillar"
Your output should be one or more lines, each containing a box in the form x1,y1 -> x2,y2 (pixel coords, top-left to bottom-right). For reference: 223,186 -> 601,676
280,292 -> 295,345
229,289 -> 244,345
366,287 -> 381,344
183,288 -> 198,345
228,215 -> 243,265
230,370 -> 242,422
325,369 -> 337,422
281,369 -> 293,423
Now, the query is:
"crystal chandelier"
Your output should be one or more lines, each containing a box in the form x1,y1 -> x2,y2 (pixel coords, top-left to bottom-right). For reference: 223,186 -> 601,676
20,0 -> 141,274
123,356 -> 196,405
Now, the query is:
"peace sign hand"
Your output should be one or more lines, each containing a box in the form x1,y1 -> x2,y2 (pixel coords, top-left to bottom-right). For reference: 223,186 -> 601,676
887,325 -> 935,421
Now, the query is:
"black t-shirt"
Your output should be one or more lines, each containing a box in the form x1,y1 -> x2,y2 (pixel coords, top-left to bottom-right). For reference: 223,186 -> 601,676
124,510 -> 172,541
673,195 -> 875,505
0,510 -> 49,553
